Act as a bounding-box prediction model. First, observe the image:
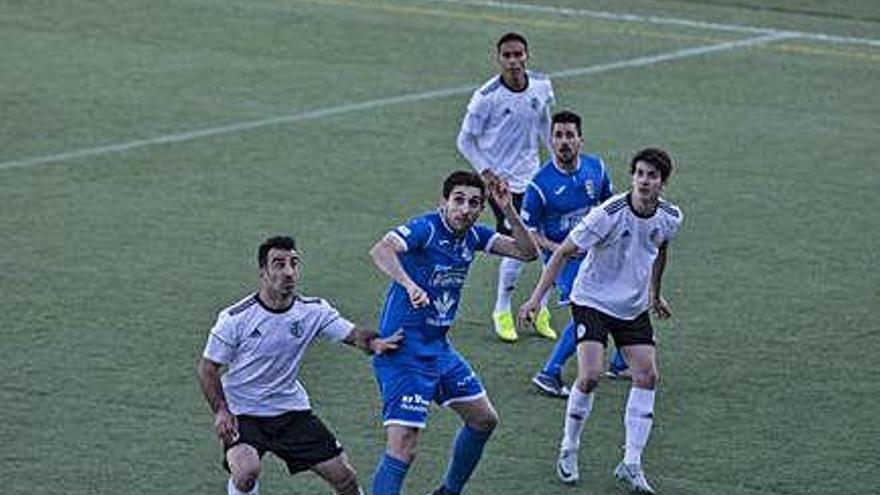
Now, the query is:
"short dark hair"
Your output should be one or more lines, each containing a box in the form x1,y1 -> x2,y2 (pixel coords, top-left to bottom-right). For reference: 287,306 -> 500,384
496,32 -> 528,51
258,235 -> 297,268
443,170 -> 486,199
552,110 -> 582,136
630,148 -> 674,182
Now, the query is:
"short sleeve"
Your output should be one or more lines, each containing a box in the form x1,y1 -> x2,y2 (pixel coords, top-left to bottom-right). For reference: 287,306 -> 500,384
461,91 -> 490,136
202,312 -> 237,364
568,207 -> 609,251
314,300 -> 356,343
389,215 -> 433,252
473,224 -> 499,252
521,182 -> 545,230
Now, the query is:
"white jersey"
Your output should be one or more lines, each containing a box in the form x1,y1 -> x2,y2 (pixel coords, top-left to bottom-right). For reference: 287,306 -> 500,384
202,293 -> 354,416
568,193 -> 683,320
458,70 -> 554,193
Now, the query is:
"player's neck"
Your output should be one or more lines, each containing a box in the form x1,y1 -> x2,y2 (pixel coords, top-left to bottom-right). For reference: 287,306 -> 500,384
629,192 -> 658,217
554,157 -> 579,174
501,72 -> 528,92
258,288 -> 295,312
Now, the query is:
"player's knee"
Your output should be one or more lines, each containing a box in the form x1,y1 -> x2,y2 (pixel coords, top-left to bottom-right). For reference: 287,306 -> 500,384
471,408 -> 499,432
574,376 -> 599,394
329,464 -> 360,495
387,428 -> 419,462
632,367 -> 658,389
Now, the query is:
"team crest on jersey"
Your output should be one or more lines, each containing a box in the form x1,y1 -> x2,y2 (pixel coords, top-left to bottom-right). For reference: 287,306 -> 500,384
459,244 -> 473,262
289,320 -> 303,338
584,180 -> 595,199
530,97 -> 539,110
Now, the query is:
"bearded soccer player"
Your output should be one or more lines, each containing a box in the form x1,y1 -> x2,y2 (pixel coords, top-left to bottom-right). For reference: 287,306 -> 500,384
369,170 -> 538,495
197,235 -> 401,495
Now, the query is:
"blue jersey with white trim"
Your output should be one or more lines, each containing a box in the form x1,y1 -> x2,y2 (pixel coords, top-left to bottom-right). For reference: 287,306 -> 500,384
521,154 -> 613,301
522,153 -> 613,246
379,210 -> 498,356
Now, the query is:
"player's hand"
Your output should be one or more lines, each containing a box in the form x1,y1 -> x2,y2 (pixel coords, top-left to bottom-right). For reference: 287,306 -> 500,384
406,284 -> 429,308
517,297 -> 540,328
651,295 -> 672,319
483,170 -> 512,209
371,329 -> 404,355
214,408 -> 239,445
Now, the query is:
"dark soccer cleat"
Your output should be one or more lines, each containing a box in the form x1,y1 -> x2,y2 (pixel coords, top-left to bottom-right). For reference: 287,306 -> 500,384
531,371 -> 570,398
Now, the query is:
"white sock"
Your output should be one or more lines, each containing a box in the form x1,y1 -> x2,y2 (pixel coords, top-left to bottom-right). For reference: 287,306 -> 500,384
228,477 -> 259,495
623,387 -> 655,465
494,257 -> 524,312
560,386 -> 593,452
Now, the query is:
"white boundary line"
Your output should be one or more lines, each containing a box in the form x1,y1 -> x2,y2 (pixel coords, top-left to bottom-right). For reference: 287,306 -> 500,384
428,0 -> 880,48
0,32 -> 797,171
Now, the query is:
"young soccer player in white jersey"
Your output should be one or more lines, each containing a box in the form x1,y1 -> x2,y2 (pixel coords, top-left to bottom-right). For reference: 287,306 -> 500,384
457,32 -> 556,343
519,148 -> 683,494
197,235 -> 402,495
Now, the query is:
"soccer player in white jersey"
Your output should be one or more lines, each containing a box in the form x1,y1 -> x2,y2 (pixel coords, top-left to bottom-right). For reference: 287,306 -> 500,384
518,149 -> 683,494
457,32 -> 556,343
197,235 -> 402,495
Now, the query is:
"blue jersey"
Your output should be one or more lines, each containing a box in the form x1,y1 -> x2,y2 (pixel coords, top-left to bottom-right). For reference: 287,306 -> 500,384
521,154 -> 613,301
378,211 -> 498,356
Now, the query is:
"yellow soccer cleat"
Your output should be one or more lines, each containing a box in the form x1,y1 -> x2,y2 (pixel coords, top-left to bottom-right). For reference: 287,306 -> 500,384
534,307 -> 558,340
492,310 -> 518,342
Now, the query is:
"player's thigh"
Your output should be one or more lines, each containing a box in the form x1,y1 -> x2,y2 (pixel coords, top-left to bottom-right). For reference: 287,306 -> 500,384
311,451 -> 360,495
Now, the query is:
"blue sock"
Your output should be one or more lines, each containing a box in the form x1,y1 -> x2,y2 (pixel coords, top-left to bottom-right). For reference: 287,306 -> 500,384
442,425 -> 493,494
372,452 -> 409,495
610,347 -> 628,372
542,320 -> 577,377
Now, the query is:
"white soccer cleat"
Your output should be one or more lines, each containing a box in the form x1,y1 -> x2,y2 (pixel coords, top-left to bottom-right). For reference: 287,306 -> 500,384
556,449 -> 579,484
613,462 -> 656,494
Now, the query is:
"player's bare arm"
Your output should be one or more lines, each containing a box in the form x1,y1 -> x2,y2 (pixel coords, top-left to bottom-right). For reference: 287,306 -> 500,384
344,327 -> 404,354
369,234 -> 429,307
517,239 -> 579,327
650,241 -> 672,319
484,171 -> 538,261
196,357 -> 238,444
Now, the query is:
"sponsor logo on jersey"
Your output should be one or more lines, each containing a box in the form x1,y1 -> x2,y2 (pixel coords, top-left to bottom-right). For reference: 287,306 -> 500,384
429,265 -> 468,288
433,292 -> 456,320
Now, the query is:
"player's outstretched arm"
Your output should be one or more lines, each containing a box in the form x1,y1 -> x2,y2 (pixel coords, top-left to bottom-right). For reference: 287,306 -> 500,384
517,239 -> 579,327
369,234 -> 429,307
344,328 -> 404,355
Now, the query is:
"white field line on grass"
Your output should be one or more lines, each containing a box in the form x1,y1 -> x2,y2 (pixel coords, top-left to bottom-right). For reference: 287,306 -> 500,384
0,33 -> 794,171
429,0 -> 880,48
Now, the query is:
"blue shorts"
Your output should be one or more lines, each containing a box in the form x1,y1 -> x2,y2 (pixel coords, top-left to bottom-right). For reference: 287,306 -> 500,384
372,347 -> 485,429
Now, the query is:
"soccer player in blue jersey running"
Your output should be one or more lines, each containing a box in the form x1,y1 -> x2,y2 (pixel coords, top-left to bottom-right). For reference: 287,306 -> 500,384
521,110 -> 627,398
369,170 -> 538,495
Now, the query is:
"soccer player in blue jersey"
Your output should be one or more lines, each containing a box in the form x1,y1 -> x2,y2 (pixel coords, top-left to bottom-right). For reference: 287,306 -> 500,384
369,170 -> 538,495
521,110 -> 627,398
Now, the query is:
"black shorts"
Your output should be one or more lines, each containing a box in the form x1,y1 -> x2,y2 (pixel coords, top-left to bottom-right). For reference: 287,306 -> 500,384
571,304 -> 655,348
223,410 -> 343,474
487,192 -> 524,236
